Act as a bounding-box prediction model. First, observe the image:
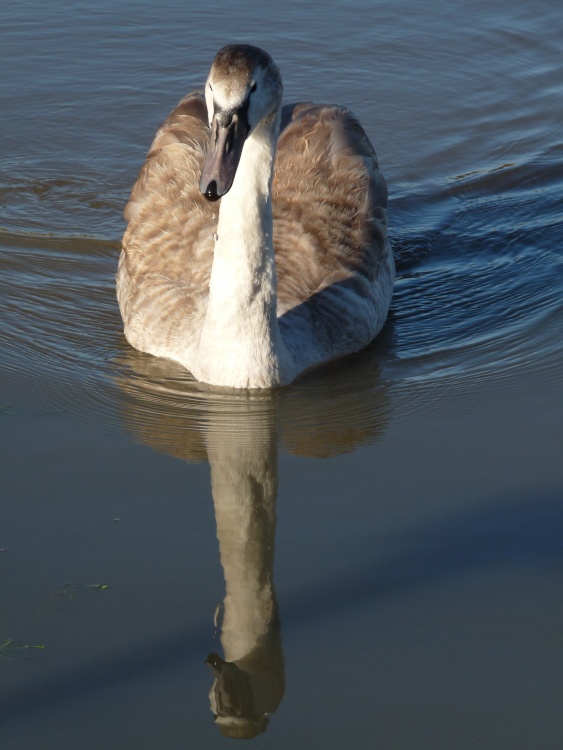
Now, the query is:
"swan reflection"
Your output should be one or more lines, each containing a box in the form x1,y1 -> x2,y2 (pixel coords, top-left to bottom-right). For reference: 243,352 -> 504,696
115,345 -> 391,737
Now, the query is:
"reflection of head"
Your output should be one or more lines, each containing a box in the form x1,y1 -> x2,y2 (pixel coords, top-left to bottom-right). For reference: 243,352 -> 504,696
216,716 -> 269,741
206,654 -> 272,739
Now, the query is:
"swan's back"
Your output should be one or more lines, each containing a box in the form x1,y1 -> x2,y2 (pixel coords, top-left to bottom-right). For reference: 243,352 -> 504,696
118,92 -> 393,368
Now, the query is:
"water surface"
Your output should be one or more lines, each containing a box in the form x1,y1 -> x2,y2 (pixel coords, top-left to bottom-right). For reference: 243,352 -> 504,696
1,1 -> 562,748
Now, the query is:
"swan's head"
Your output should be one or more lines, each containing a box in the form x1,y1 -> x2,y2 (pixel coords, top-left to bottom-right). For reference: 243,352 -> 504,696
200,44 -> 283,202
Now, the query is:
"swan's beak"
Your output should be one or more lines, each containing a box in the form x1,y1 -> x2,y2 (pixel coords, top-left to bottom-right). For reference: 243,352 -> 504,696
200,111 -> 250,202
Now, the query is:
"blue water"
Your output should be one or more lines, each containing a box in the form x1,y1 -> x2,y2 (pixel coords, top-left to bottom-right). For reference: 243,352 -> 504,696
1,1 -> 562,748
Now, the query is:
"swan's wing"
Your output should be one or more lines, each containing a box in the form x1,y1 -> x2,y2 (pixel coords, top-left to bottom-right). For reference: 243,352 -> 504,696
273,103 -> 393,361
273,103 -> 389,310
117,92 -> 217,357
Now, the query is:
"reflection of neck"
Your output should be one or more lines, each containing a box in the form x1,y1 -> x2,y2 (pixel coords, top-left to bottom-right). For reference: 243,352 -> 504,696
207,418 -> 284,723
208,426 -> 278,662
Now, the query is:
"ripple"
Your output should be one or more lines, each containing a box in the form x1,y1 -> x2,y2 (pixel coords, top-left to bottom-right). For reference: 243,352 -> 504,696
1,150 -> 562,450
1,229 -> 123,431
0,170 -> 127,238
386,148 -> 563,395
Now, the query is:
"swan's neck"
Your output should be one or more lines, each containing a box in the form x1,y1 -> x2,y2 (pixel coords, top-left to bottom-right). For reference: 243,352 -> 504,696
195,111 -> 294,388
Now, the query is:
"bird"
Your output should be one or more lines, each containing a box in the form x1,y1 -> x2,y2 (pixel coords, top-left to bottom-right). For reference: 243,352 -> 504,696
117,44 -> 394,389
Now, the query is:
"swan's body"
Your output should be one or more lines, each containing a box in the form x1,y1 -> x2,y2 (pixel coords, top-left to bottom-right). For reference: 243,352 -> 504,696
117,45 -> 394,388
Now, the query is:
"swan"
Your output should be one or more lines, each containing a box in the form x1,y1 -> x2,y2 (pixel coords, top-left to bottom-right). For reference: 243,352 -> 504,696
117,44 -> 394,388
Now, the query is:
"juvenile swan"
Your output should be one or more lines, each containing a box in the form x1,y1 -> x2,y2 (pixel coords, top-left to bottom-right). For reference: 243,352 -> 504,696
117,45 -> 394,388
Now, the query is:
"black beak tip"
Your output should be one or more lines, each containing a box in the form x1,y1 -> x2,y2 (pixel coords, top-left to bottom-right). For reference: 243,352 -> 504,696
201,180 -> 220,202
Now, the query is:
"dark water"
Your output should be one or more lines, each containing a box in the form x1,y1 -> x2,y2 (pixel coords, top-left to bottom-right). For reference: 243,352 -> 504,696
1,1 -> 562,748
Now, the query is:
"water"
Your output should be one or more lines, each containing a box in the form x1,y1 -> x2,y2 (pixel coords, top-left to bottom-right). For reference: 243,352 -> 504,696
1,1 -> 562,747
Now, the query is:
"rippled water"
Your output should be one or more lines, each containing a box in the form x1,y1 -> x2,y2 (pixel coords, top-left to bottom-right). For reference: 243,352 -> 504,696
1,1 -> 562,748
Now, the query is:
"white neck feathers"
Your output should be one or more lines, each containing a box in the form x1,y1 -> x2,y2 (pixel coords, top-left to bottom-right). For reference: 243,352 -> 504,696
193,112 -> 295,388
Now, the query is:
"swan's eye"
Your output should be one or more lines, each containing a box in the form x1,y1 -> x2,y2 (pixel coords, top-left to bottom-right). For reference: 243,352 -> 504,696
250,81 -> 257,93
